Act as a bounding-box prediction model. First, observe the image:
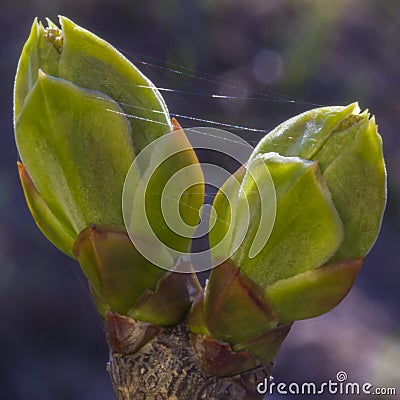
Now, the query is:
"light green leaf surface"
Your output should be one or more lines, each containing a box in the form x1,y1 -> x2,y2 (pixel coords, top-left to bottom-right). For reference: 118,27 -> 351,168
251,103 -> 359,161
265,258 -> 363,323
15,72 -> 134,237
316,117 -> 386,258
124,121 -> 204,259
208,166 -> 246,262
58,16 -> 171,155
233,153 -> 344,288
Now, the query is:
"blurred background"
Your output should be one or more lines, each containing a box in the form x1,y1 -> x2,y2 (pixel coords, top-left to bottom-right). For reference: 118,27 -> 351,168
1,0 -> 399,399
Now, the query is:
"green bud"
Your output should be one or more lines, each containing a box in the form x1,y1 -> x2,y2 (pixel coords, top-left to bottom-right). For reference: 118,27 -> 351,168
252,103 -> 386,259
190,104 -> 386,375
14,18 -> 203,326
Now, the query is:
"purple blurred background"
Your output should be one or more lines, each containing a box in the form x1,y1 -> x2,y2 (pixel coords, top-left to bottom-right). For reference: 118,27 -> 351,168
1,1 -> 399,399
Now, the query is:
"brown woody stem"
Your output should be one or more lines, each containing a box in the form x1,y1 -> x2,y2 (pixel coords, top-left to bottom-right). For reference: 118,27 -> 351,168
107,322 -> 273,400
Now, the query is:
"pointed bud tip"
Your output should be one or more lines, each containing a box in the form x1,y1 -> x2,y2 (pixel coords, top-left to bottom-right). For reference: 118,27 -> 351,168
17,160 -> 23,172
348,101 -> 360,113
171,117 -> 184,132
17,161 -> 35,190
45,17 -> 58,29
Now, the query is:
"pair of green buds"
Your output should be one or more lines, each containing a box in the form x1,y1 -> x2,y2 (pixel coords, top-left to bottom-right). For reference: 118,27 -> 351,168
14,17 -> 386,376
